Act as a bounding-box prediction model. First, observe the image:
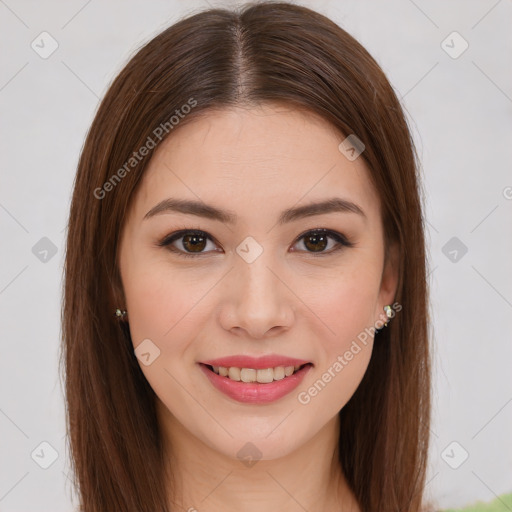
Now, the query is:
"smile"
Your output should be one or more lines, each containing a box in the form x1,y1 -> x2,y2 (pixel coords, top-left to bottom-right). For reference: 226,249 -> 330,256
205,363 -> 309,383
198,362 -> 313,404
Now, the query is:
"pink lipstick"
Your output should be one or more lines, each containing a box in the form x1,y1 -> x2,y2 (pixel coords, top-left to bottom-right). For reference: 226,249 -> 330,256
198,354 -> 313,404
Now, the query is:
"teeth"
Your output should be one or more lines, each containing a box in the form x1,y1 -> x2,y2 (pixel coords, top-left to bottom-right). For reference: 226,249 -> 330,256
285,366 -> 295,377
273,366 -> 285,380
209,364 -> 305,383
228,367 -> 241,381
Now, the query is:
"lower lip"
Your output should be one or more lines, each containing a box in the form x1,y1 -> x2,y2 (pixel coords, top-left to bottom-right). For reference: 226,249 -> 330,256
198,363 -> 313,404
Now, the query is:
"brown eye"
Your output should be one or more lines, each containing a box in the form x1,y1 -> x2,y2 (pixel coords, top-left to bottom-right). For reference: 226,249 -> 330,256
293,229 -> 352,254
181,233 -> 207,252
303,232 -> 328,252
158,230 -> 218,257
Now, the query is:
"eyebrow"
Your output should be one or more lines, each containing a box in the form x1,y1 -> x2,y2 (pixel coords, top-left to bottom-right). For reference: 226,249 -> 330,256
143,197 -> 366,224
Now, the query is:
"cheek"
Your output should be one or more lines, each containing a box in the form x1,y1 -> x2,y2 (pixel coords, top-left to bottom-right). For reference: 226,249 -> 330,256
294,255 -> 380,410
304,257 -> 382,350
298,345 -> 372,417
120,241 -> 210,346
296,280 -> 377,414
121,263 -> 209,409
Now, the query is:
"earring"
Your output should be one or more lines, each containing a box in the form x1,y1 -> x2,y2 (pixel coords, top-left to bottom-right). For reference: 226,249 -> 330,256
115,308 -> 127,319
383,305 -> 393,327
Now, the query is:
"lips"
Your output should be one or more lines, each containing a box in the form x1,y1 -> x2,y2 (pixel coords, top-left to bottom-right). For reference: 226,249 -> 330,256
197,354 -> 314,404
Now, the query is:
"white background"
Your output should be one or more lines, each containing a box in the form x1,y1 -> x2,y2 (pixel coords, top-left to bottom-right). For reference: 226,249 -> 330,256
1,0 -> 511,510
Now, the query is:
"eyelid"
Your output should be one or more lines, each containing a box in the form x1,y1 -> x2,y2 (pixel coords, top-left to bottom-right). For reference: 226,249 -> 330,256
157,228 -> 353,257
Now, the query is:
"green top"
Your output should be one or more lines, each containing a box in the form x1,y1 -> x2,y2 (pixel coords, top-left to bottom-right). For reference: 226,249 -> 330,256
442,492 -> 512,512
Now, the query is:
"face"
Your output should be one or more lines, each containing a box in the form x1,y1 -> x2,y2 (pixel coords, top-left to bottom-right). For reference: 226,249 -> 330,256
117,103 -> 398,462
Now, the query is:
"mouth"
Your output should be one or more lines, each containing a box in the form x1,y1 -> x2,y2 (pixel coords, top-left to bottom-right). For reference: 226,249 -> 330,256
201,362 -> 313,383
198,361 -> 314,404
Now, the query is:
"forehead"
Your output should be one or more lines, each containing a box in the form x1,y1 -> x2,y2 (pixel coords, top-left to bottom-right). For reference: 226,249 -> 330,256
129,104 -> 381,225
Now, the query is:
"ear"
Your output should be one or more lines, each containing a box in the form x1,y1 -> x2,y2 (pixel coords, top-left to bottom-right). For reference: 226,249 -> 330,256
375,241 -> 399,324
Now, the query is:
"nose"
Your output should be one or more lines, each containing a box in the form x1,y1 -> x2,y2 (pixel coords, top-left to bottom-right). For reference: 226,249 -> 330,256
219,252 -> 295,339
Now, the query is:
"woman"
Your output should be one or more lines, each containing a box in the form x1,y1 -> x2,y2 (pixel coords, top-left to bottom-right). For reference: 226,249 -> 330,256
61,2 -> 432,511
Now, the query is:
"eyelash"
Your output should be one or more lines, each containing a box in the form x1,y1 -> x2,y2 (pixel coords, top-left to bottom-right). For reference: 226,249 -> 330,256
156,228 -> 354,258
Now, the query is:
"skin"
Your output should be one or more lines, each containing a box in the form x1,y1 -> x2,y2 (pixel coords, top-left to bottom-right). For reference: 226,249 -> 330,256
117,103 -> 398,511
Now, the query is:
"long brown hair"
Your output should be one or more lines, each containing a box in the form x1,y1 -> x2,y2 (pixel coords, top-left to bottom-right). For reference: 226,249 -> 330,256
61,2 -> 432,510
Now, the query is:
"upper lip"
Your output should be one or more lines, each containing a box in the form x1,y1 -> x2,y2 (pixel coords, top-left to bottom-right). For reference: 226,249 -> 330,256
200,354 -> 312,370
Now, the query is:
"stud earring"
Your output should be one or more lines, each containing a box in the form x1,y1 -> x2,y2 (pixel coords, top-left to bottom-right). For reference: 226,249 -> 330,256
115,308 -> 127,319
383,305 -> 393,327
